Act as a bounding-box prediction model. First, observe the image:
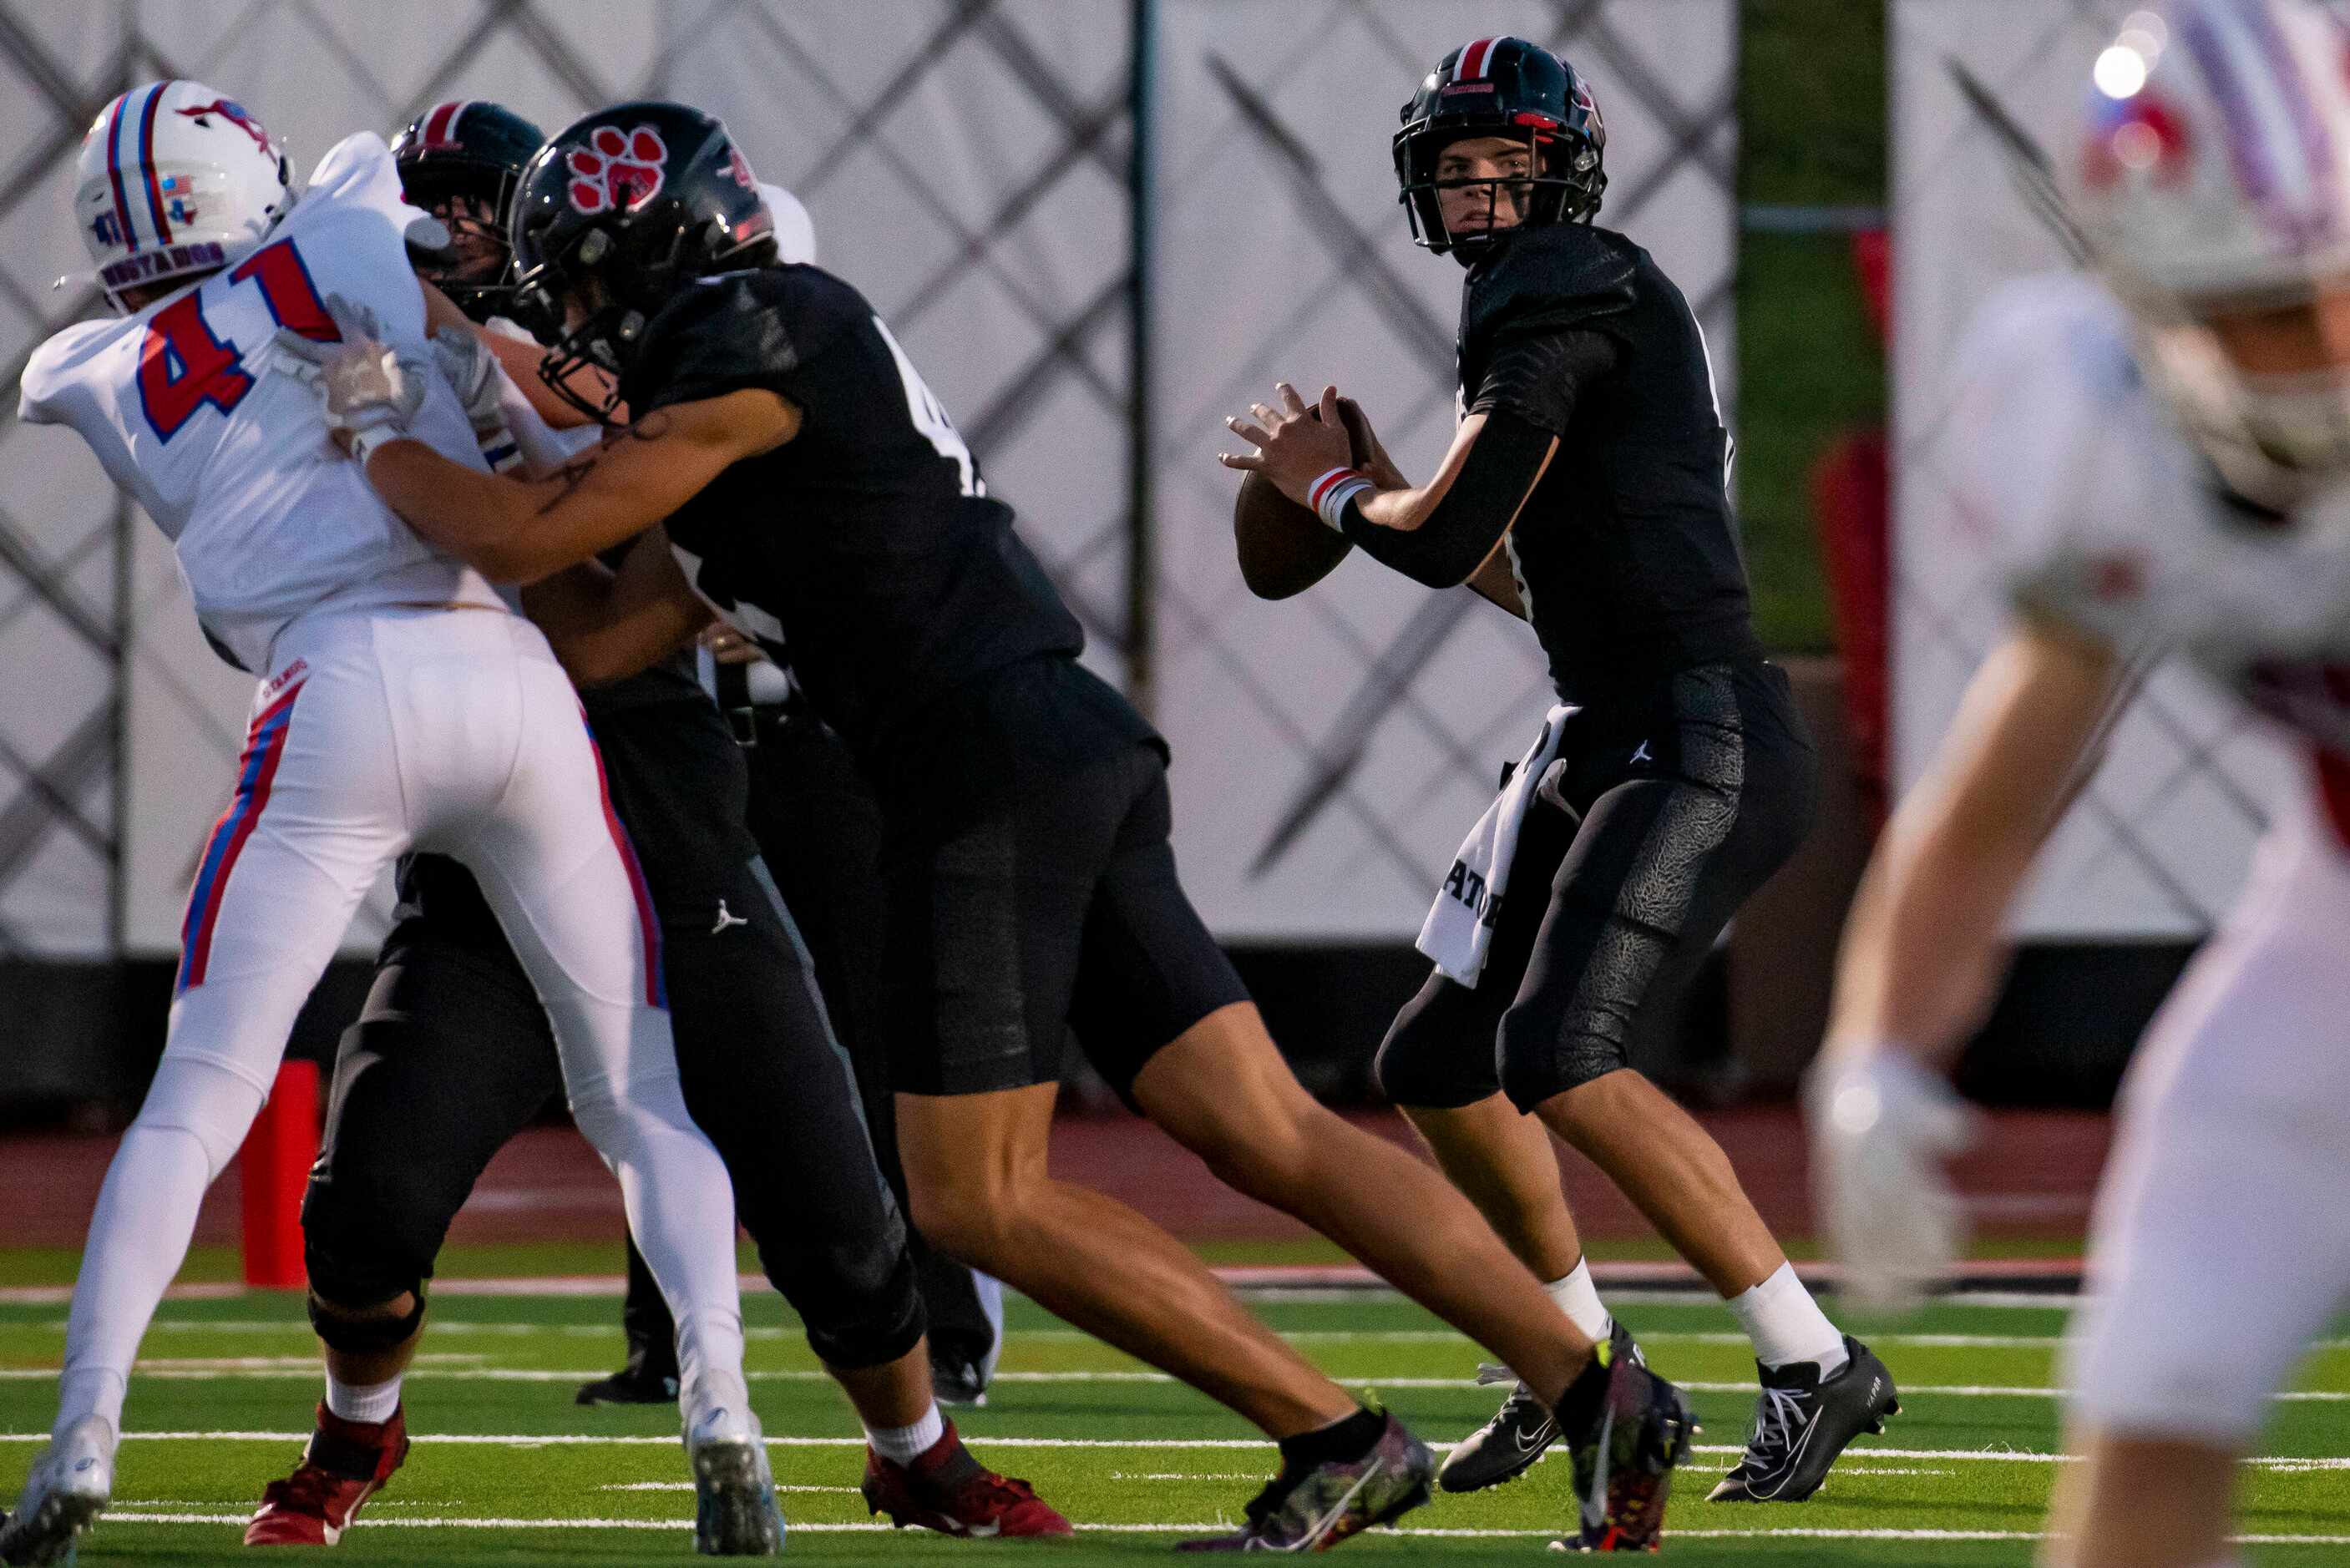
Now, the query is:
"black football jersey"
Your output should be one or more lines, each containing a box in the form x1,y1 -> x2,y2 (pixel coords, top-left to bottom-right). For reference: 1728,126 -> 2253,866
1459,222 -> 1761,703
619,265 -> 1086,766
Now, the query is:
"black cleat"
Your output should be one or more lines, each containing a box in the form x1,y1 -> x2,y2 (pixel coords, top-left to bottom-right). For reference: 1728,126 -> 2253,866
1706,1335 -> 1898,1504
575,1355 -> 680,1408
1176,1413 -> 1434,1552
1557,1324 -> 1696,1552
929,1355 -> 990,1409
1440,1334 -> 1646,1495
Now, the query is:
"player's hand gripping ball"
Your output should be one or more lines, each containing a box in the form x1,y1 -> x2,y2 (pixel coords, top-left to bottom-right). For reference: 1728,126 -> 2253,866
1223,384 -> 1386,600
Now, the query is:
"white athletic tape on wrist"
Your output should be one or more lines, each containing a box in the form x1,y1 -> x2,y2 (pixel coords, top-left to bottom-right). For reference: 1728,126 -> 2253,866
347,425 -> 402,468
1308,467 -> 1374,534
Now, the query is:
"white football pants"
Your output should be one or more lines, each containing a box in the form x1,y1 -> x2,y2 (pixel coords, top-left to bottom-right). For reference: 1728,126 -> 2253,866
2064,766 -> 2350,1444
54,604 -> 745,1440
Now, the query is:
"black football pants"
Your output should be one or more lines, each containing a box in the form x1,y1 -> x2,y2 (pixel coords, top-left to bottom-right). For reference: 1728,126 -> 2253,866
1375,660 -> 1817,1110
611,701 -> 1004,1377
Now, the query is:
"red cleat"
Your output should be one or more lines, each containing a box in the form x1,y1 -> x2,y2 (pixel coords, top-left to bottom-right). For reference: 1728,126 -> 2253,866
244,1403 -> 410,1546
860,1419 -> 1072,1539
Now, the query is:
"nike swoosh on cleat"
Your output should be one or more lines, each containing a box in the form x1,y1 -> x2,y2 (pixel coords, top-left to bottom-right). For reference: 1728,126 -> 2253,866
1303,1454 -> 1386,1549
1581,1405 -> 1616,1532
1514,1419 -> 1557,1454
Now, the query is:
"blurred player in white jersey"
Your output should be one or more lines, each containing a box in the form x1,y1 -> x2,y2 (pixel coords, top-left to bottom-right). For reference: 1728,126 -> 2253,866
1809,4 -> 2350,1565
0,82 -> 779,1561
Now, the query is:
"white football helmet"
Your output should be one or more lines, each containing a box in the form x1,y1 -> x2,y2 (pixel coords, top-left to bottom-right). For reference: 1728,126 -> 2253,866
70,80 -> 299,313
2074,0 -> 2350,505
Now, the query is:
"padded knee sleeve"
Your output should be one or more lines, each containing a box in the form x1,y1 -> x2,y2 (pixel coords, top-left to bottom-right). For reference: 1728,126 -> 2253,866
306,1287 -> 426,1352
1497,1004 -> 1630,1113
1373,989 -> 1502,1110
301,1165 -> 443,1310
767,1227 -> 929,1371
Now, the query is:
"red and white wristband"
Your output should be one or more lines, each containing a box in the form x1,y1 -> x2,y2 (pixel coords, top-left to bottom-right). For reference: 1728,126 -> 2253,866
1307,467 -> 1375,534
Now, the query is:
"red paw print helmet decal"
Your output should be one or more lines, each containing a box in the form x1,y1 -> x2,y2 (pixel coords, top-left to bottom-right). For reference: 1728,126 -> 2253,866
568,124 -> 669,215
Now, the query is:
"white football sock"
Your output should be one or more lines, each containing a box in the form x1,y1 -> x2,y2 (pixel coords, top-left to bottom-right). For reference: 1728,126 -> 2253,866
56,1056 -> 264,1441
1727,1262 -> 1847,1375
1543,1258 -> 1613,1342
866,1403 -> 947,1465
324,1371 -> 403,1424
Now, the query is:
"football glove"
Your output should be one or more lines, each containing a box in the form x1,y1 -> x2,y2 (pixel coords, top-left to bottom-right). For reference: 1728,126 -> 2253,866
266,294 -> 427,465
1806,1049 -> 1978,1313
428,326 -> 525,473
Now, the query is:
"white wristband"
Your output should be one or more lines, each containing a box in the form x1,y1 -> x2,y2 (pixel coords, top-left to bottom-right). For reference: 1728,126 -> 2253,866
1308,467 -> 1375,534
347,424 -> 403,469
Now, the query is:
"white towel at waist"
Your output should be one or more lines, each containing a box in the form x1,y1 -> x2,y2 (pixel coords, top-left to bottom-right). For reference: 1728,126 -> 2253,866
1415,703 -> 1575,986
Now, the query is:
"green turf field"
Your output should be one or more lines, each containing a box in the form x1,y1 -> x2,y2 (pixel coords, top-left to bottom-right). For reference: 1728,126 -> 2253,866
3,1284 -> 2347,1565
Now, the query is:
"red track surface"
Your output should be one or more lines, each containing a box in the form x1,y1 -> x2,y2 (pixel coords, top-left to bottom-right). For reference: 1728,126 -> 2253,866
0,1105 -> 2111,1253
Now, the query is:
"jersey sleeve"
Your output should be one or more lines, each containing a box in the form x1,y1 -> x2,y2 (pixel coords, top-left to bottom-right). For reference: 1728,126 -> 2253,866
1943,276 -> 2175,661
300,133 -> 415,228
1466,225 -> 1638,341
1466,325 -> 1621,436
628,271 -> 853,414
16,321 -> 111,428
282,133 -> 430,343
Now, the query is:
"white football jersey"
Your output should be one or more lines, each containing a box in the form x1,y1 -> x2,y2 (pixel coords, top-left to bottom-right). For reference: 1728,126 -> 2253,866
18,132 -> 498,672
1947,272 -> 2350,762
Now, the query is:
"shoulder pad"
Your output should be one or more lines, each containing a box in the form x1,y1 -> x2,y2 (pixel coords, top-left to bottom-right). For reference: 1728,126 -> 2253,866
1463,223 -> 1638,346
627,266 -> 857,411
18,319 -> 117,426
305,132 -> 401,207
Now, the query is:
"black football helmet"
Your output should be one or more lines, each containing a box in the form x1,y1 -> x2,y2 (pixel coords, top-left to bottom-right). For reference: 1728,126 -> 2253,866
391,100 -> 546,321
1394,37 -> 1608,261
506,101 -> 775,423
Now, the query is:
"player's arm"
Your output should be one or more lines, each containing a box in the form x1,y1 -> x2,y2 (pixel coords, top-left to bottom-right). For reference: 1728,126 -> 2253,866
1464,549 -> 1528,620
1806,615 -> 2124,1308
1222,326 -> 1603,589
520,526 -> 715,686
1822,616 -> 2122,1069
359,389 -> 798,584
1222,387 -> 1558,589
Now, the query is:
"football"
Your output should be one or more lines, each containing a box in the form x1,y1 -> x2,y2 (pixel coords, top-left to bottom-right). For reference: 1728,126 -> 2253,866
1233,397 -> 1375,600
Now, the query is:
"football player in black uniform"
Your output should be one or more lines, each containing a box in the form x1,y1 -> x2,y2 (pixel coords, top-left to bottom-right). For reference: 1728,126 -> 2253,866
245,101 -> 1066,1550
295,99 -> 1702,1552
1221,37 -> 1899,1507
584,641 -> 1009,1414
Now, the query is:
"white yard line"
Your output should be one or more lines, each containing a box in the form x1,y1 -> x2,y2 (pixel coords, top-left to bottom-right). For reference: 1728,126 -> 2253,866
12,1431 -> 2350,1470
599,1482 -> 859,1495
0,1279 -> 2095,1309
99,1322 -> 2342,1354
74,1511 -> 2350,1545
8,1362 -> 2344,1402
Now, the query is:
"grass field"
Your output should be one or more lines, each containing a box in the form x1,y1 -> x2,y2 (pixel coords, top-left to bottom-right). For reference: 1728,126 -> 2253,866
4,1279 -> 2347,1565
